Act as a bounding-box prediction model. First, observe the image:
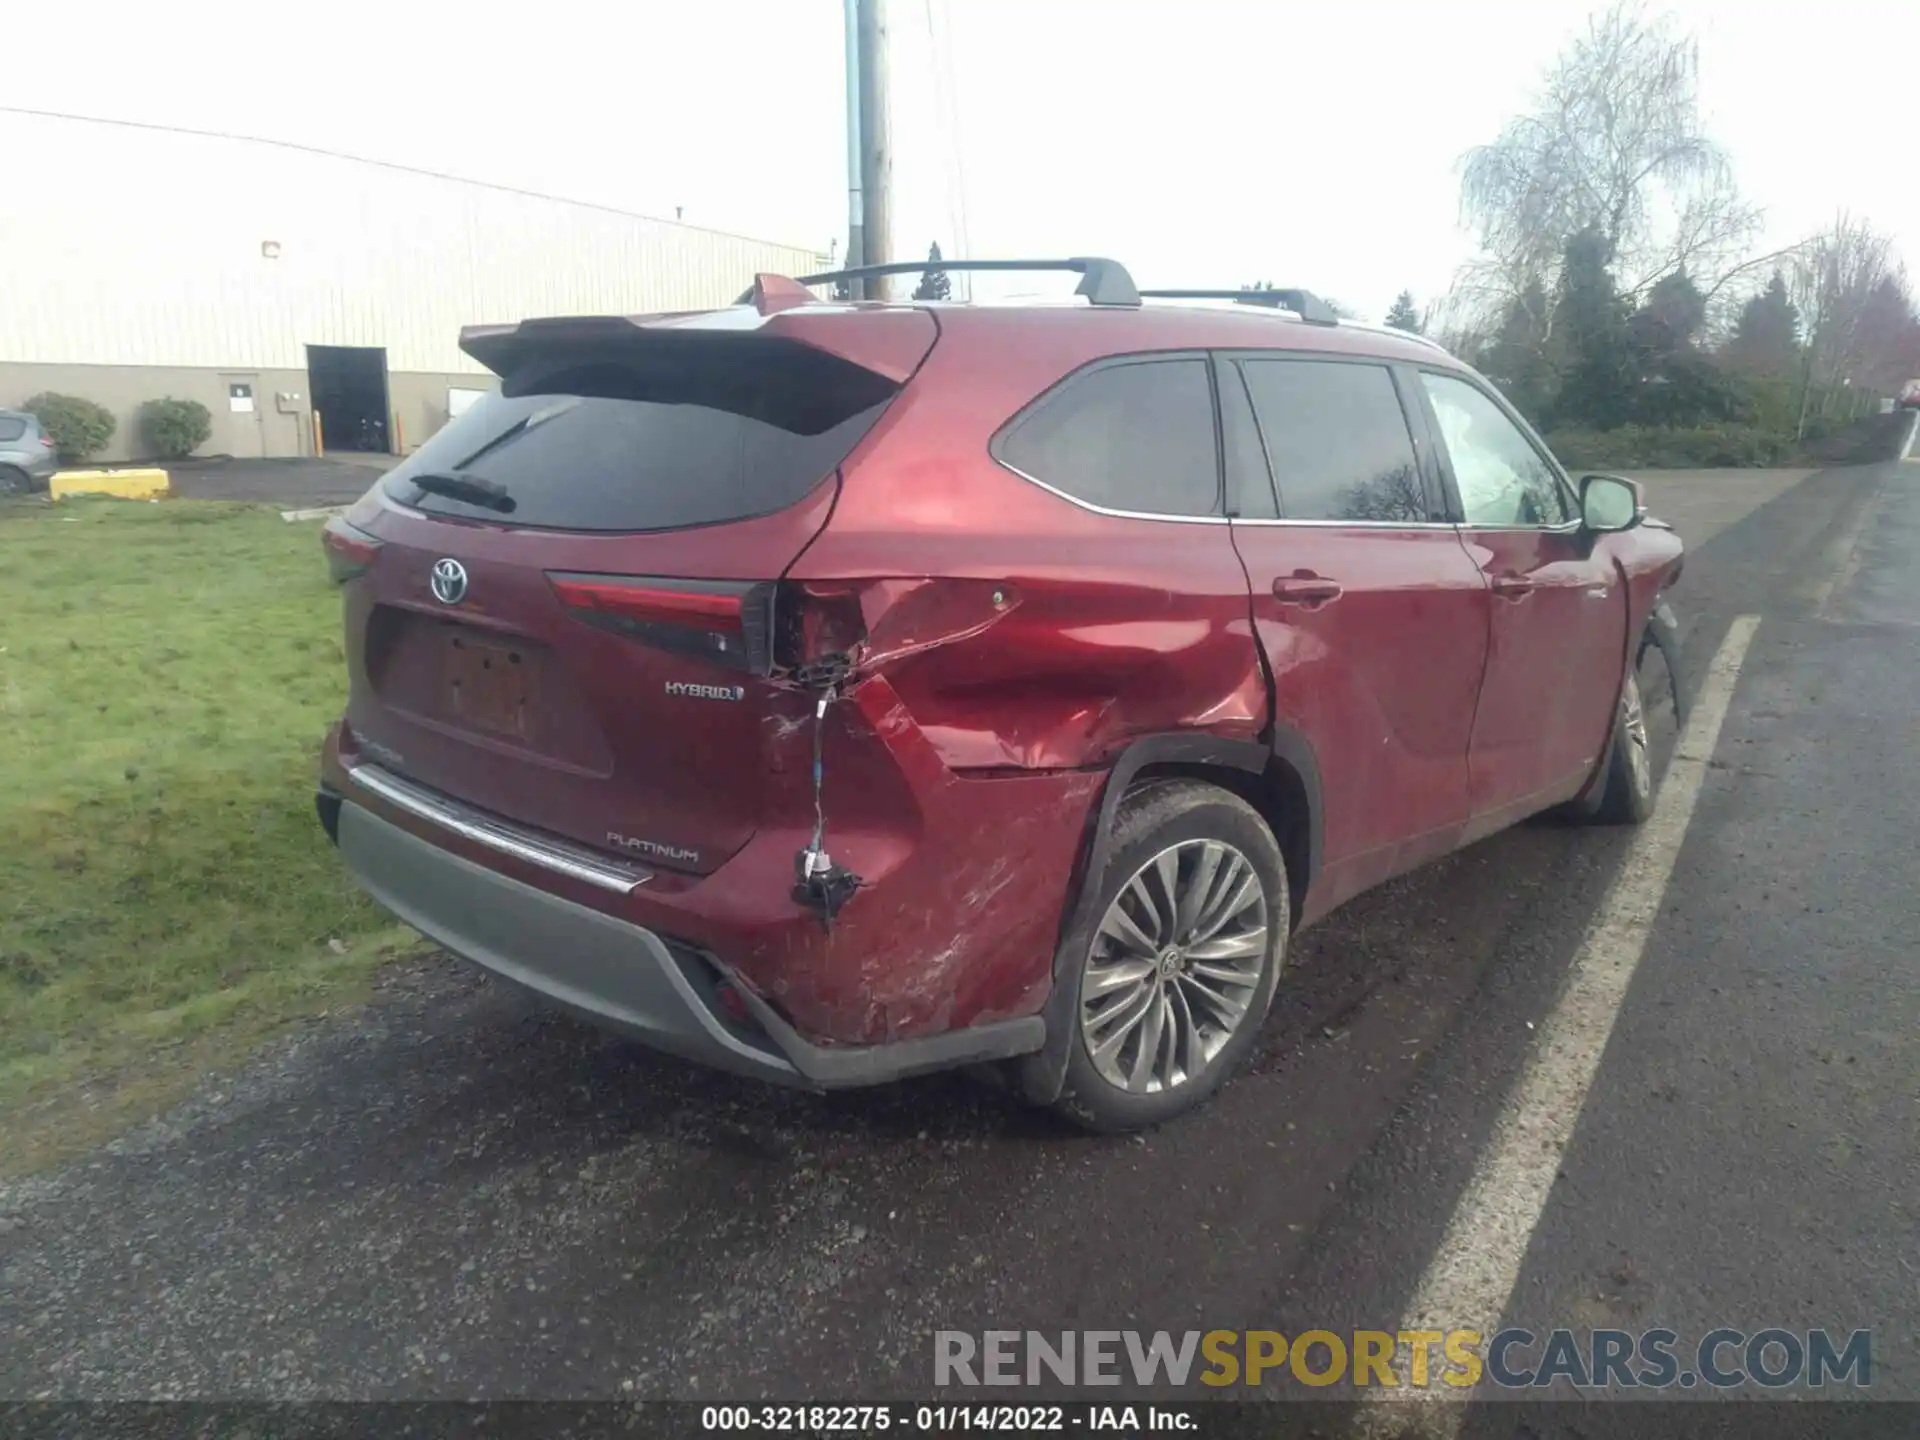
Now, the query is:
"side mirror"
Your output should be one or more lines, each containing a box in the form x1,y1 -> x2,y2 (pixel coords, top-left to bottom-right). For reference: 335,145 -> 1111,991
1580,474 -> 1644,533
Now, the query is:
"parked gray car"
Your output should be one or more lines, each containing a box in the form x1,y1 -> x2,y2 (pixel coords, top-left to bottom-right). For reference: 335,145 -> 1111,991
0,410 -> 59,494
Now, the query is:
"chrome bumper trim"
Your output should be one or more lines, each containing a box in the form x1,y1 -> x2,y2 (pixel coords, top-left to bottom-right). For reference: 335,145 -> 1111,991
345,762 -> 650,894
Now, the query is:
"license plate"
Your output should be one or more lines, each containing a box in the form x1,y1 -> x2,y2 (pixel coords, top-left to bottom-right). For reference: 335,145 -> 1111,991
442,632 -> 533,738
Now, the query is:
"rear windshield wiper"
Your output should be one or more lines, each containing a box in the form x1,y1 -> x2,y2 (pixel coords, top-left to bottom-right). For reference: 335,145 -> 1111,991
403,471 -> 517,513
451,397 -> 581,470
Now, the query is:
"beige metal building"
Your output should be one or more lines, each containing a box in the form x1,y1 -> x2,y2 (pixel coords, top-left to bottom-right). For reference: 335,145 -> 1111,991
0,111 -> 825,463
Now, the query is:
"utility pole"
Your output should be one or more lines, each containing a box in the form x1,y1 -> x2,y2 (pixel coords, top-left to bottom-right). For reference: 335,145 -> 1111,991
841,0 -> 863,293
851,0 -> 892,300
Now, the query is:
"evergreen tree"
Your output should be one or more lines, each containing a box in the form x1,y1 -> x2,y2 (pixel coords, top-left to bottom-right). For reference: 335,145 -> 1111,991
1723,272 -> 1800,380
912,242 -> 952,301
1551,226 -> 1637,428
1384,291 -> 1423,333
1632,270 -> 1708,353
1628,269 -> 1739,426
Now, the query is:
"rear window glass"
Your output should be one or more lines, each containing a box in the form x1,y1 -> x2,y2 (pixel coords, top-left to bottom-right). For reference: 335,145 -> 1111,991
382,344 -> 898,532
996,358 -> 1221,517
1238,359 -> 1428,523
0,417 -> 25,442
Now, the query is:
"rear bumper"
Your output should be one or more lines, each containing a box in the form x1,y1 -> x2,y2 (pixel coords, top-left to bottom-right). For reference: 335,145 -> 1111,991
326,792 -> 1044,1089
320,683 -> 1104,1049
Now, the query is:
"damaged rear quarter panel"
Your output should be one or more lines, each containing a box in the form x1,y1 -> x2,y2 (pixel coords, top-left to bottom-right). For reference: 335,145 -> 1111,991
793,333 -> 1266,774
732,326 -> 1266,1044
722,674 -> 1106,1043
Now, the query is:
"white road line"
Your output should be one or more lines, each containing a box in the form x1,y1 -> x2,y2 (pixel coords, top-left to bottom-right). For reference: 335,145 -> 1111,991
1360,615 -> 1762,1432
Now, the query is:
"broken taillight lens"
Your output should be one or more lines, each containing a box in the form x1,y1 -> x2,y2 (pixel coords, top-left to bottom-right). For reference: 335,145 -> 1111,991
772,578 -> 1021,678
320,517 -> 383,584
548,573 -> 774,672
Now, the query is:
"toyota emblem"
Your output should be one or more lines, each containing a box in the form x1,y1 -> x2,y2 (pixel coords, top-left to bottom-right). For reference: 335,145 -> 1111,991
430,558 -> 469,605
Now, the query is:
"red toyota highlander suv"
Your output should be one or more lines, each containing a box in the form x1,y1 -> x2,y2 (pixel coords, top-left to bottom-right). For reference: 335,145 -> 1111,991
316,258 -> 1685,1131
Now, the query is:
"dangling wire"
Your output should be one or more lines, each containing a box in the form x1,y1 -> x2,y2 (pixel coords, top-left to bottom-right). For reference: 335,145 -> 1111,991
792,680 -> 861,929
808,686 -> 833,864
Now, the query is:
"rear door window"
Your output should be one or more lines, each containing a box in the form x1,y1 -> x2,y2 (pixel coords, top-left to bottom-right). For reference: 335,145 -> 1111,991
1237,359 -> 1430,523
0,417 -> 25,442
995,357 -> 1221,517
382,346 -> 899,532
1217,361 -> 1279,519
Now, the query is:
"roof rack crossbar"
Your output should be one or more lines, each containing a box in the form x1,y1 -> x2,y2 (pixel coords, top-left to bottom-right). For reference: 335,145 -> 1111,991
735,257 -> 1142,308
1137,288 -> 1341,326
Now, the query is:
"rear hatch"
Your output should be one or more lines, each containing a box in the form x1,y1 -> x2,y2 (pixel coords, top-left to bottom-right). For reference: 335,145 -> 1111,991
330,306 -> 936,875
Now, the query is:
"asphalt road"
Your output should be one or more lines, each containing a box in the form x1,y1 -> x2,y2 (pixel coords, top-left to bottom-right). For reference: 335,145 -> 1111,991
2,457 -> 1915,1415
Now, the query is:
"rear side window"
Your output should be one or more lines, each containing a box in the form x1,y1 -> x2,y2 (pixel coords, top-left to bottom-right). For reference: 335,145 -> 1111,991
383,344 -> 898,532
996,358 -> 1220,517
0,417 -> 25,442
1238,360 -> 1428,524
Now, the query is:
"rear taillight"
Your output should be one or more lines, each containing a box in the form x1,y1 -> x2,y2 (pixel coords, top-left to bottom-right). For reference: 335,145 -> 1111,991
547,573 -> 1023,682
320,517 -> 383,583
773,579 -> 1020,676
551,577 -> 745,631
548,573 -> 773,672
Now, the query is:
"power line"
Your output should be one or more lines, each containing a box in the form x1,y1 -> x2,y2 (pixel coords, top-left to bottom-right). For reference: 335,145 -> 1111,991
0,103 -> 809,252
921,0 -> 973,297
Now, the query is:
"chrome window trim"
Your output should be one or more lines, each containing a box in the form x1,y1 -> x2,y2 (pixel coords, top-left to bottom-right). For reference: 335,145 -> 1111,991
1228,515 -> 1463,530
346,763 -> 652,895
1456,519 -> 1587,536
996,460 -> 1471,530
993,460 -> 1231,525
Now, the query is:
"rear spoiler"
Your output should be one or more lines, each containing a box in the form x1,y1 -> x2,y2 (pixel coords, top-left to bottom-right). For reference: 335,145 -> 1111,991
458,311 -> 936,386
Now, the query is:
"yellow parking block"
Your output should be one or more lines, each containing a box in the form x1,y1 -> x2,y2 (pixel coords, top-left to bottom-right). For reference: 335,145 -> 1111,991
50,468 -> 172,500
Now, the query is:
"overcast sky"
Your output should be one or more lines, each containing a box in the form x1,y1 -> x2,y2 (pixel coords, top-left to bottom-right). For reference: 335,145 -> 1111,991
7,0 -> 1915,322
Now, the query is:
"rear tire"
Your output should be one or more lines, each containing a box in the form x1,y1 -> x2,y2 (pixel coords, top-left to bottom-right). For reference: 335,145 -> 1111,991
0,465 -> 31,497
1051,780 -> 1288,1133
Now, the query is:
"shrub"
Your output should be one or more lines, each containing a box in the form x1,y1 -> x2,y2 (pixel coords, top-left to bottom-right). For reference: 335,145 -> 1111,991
1543,423 -> 1791,471
138,397 -> 213,460
22,393 -> 115,462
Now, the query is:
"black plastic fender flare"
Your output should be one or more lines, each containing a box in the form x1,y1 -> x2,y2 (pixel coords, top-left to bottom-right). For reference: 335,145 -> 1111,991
1644,595 -> 1690,725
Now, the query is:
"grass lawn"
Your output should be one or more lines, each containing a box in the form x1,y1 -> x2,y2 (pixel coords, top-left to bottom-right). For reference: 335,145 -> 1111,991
0,497 -> 417,1174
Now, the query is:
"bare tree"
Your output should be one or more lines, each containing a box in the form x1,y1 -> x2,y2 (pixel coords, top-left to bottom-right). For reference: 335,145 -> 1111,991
1335,463 -> 1427,524
1454,3 -> 1760,331
1790,213 -> 1898,434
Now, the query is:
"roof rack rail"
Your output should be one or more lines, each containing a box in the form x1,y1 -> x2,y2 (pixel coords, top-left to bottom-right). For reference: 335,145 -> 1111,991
735,257 -> 1142,308
1136,288 -> 1340,326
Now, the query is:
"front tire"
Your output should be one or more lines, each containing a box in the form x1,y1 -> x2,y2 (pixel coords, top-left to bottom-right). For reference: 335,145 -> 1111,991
1572,665 -> 1655,826
1051,781 -> 1288,1133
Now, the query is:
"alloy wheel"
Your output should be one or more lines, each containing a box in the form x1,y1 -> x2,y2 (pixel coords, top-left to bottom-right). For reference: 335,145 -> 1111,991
1079,839 -> 1270,1095
1622,671 -> 1651,797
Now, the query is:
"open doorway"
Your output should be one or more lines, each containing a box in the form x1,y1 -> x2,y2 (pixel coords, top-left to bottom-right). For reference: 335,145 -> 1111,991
307,345 -> 391,454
